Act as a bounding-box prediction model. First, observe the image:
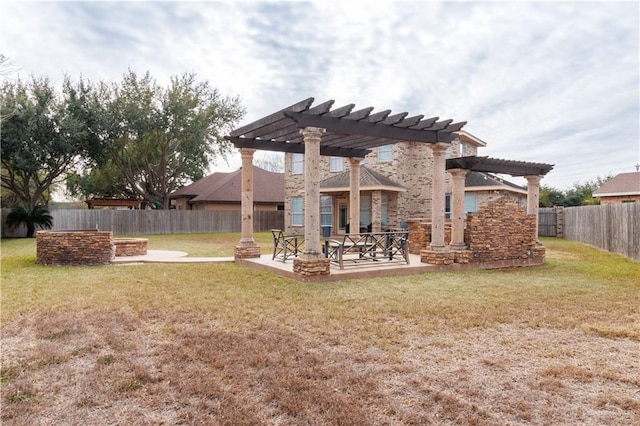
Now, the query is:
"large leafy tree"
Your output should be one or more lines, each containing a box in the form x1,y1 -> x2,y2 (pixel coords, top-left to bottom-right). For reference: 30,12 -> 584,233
69,71 -> 244,208
1,76 -> 93,210
539,175 -> 612,207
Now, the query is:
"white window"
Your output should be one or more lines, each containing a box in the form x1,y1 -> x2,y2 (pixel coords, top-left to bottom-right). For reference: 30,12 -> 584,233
464,193 -> 477,213
445,146 -> 452,159
459,141 -> 465,157
329,157 -> 343,172
292,153 -> 304,175
320,195 -> 333,226
360,194 -> 372,229
377,145 -> 393,162
291,196 -> 303,226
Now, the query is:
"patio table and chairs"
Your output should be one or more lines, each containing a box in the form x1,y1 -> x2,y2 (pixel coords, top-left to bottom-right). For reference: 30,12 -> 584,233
271,229 -> 304,262
323,230 -> 410,269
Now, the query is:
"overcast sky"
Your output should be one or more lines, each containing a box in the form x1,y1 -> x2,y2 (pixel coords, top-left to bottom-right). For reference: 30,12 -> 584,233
1,0 -> 638,189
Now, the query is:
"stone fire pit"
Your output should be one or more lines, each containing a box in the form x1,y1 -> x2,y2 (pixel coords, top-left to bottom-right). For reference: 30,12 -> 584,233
36,230 -> 148,266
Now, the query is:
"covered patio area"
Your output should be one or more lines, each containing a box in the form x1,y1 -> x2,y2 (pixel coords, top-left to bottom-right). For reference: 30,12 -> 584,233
225,97 -> 552,282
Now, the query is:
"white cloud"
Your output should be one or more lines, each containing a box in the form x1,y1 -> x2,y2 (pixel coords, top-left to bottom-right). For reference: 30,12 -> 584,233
1,0 -> 637,188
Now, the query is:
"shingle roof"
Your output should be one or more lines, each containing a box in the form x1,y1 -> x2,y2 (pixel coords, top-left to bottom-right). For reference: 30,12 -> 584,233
593,172 -> 640,197
170,166 -> 284,204
465,172 -> 527,194
320,167 -> 406,192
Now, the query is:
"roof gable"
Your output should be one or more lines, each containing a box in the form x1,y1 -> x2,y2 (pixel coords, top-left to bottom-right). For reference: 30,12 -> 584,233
593,172 -> 640,197
465,172 -> 527,194
170,166 -> 284,204
320,167 -> 406,192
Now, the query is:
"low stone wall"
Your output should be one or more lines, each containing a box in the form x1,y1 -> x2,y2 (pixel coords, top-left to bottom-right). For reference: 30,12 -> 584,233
36,230 -> 114,266
465,198 -> 544,264
415,198 -> 545,268
113,238 -> 148,256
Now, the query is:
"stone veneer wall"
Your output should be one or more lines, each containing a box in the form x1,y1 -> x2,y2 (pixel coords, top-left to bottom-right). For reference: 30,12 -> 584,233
283,137 -> 480,234
413,198 -> 545,267
36,230 -> 115,266
464,198 -> 544,263
113,238 -> 148,256
293,257 -> 331,280
407,219 -> 452,254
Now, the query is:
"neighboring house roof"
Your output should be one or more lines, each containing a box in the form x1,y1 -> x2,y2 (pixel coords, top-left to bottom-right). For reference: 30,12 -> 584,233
465,172 -> 527,195
170,166 -> 284,204
593,172 -> 640,197
320,166 -> 406,192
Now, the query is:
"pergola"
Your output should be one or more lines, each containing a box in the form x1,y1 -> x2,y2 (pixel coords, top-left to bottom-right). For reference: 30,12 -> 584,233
226,97 -> 553,277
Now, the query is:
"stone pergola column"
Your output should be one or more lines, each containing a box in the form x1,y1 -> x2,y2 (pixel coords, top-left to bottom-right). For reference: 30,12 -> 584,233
348,157 -> 362,233
301,127 -> 324,256
429,143 -> 449,249
234,148 -> 260,259
371,190 -> 382,232
525,175 -> 542,239
293,127 -> 331,279
448,168 -> 468,249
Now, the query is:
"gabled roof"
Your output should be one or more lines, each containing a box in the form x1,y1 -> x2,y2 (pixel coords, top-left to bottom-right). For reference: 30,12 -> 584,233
170,166 -> 284,204
593,172 -> 640,197
320,166 -> 406,192
465,172 -> 527,195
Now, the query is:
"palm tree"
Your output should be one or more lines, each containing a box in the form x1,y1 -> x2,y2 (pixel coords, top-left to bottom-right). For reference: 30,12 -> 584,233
5,205 -> 53,238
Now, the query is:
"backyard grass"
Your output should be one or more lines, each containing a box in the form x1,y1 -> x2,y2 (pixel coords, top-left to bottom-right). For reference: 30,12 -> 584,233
1,234 -> 638,425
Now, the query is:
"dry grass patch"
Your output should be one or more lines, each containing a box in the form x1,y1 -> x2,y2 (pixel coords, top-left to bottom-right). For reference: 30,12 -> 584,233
1,235 -> 639,424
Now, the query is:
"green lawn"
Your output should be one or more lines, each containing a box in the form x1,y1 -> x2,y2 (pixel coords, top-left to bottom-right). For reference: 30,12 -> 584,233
1,235 -> 638,424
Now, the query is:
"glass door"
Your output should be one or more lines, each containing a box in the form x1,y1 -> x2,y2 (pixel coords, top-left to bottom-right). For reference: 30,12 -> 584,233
336,198 -> 348,234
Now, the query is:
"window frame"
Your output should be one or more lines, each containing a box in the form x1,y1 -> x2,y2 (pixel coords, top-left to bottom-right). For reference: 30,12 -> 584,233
291,153 -> 304,175
291,196 -> 303,226
329,157 -> 343,172
377,145 -> 393,162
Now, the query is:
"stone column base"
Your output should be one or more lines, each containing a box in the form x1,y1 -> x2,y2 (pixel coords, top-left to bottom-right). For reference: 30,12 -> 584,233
421,248 -> 471,265
293,256 -> 331,277
234,240 -> 261,259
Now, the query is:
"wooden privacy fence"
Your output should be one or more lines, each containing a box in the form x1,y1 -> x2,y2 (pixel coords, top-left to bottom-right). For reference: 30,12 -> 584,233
538,207 -> 560,237
562,203 -> 639,262
1,209 -> 284,237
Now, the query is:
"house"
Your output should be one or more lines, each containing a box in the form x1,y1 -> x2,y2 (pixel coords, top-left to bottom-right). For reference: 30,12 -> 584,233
169,166 -> 284,211
592,171 -> 640,204
283,130 -> 525,234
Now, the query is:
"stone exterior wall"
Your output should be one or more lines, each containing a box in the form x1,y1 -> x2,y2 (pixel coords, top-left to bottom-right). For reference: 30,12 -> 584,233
464,198 -> 544,263
36,230 -> 115,266
284,137 -> 480,234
